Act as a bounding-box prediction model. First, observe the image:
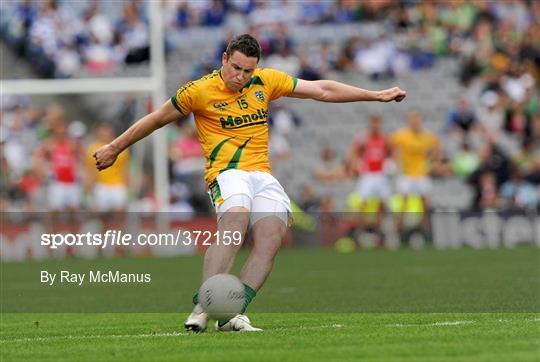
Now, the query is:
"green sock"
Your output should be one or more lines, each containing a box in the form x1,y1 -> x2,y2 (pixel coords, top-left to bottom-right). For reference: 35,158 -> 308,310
192,292 -> 198,305
241,283 -> 256,314
218,283 -> 257,327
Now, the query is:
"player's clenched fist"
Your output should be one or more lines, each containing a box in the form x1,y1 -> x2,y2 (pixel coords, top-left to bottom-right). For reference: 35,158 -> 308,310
378,87 -> 406,103
93,143 -> 120,171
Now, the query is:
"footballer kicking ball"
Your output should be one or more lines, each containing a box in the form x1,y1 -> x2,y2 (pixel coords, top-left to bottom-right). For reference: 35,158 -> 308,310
199,274 -> 245,320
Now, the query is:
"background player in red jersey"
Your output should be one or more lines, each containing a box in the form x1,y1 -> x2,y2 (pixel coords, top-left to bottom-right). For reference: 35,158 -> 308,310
35,121 -> 82,213
347,114 -> 392,246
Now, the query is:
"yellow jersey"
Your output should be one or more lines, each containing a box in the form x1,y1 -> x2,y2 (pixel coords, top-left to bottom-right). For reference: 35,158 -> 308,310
391,128 -> 437,177
87,141 -> 129,185
171,68 -> 297,187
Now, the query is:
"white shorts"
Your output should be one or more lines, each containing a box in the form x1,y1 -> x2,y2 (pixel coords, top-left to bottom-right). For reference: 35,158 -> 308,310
93,183 -> 128,212
356,173 -> 392,202
209,169 -> 291,227
49,181 -> 81,210
396,175 -> 432,197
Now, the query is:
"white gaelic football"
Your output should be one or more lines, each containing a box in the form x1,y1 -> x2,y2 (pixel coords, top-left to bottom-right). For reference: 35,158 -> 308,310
199,274 -> 245,320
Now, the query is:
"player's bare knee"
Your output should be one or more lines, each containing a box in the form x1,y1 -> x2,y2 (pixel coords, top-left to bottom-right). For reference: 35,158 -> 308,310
252,220 -> 285,260
219,208 -> 249,233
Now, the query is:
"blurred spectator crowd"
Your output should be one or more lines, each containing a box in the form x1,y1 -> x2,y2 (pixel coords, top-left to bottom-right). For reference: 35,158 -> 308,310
1,0 -> 150,77
0,96 -> 213,215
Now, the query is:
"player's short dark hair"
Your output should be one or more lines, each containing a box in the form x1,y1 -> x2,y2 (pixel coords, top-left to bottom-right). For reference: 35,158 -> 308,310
226,34 -> 261,62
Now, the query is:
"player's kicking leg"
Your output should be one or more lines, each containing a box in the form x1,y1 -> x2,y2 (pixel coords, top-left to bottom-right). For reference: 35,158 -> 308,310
185,171 -> 289,332
184,205 -> 249,332
215,197 -> 288,332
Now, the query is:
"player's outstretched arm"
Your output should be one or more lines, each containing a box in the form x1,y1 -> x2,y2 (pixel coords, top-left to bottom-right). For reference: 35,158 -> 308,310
289,79 -> 406,103
93,99 -> 180,171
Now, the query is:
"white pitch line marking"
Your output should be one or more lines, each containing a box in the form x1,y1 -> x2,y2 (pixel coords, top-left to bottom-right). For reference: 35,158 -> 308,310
431,321 -> 474,326
0,332 -> 189,344
388,320 -> 475,328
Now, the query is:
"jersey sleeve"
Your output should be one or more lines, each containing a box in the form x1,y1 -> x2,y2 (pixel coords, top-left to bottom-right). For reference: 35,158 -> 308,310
261,68 -> 298,101
171,82 -> 197,116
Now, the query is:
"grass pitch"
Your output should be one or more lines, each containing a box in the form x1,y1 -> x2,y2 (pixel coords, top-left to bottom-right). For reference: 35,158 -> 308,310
1,247 -> 539,361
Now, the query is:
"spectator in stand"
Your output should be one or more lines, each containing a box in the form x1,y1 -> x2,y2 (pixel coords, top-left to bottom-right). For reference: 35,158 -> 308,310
327,0 -> 360,24
170,121 -> 205,182
192,52 -> 218,80
301,40 -> 336,80
501,167 -> 538,211
297,56 -> 322,81
169,181 -> 196,220
265,41 -> 300,77
469,138 -> 512,189
268,102 -> 301,137
3,107 -> 36,179
0,142 -> 11,212
85,2 -> 114,45
228,0 -> 255,15
492,0 -> 530,34
174,1 -> 191,28
169,120 -> 206,206
299,0 -> 330,24
83,35 -> 115,74
336,36 -> 361,71
3,0 -> 38,56
246,24 -> 271,56
447,98 -> 477,135
28,0 -> 61,57
268,23 -> 294,56
514,139 -> 540,185
476,91 -> 505,141
298,184 -> 320,213
214,32 -> 235,66
248,0 -> 282,28
439,0 -> 477,37
86,123 -> 129,212
392,3 -> 411,31
116,2 -> 149,64
451,141 -> 480,181
519,26 -> 540,70
314,147 -> 346,184
268,102 -> 301,165
203,0 -> 227,27
501,63 -> 535,104
355,35 -> 395,80
279,0 -> 301,25
54,43 -> 81,78
504,101 -> 532,141
531,115 -> 540,149
472,171 -> 502,211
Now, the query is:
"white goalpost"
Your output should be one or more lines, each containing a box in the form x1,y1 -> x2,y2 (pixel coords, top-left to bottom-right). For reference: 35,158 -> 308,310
1,2 -> 170,210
